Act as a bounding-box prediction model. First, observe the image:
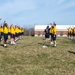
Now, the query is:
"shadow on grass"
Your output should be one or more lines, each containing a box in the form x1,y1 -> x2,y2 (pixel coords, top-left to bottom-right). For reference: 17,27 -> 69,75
38,43 -> 50,47
68,51 -> 75,54
0,44 -> 4,47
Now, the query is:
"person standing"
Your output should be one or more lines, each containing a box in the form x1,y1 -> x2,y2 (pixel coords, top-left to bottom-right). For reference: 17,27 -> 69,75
44,26 -> 50,43
52,23 -> 57,47
73,27 -> 75,40
50,25 -> 54,44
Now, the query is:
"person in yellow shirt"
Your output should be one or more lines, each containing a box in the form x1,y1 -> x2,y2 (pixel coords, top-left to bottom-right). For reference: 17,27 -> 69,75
73,27 -> 75,40
0,26 -> 1,42
15,25 -> 19,42
0,25 -> 3,41
68,27 -> 71,38
52,23 -> 57,47
70,28 -> 73,39
10,24 -> 16,45
8,26 -> 11,39
50,25 -> 54,44
3,23 -> 8,47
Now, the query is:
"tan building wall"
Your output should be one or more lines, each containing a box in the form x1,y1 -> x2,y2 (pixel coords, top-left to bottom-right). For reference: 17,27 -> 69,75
35,30 -> 68,36
34,25 -> 75,37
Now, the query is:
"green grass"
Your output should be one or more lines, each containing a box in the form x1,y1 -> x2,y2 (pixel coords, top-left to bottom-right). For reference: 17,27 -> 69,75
0,36 -> 75,75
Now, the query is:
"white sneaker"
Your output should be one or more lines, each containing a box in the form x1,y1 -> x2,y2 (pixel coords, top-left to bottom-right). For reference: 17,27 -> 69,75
11,42 -> 13,45
50,42 -> 53,44
13,42 -> 16,44
4,44 -> 6,46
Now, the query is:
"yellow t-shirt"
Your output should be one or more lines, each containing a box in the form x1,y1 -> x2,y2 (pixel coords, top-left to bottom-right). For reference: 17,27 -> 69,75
1,28 -> 3,32
10,27 -> 15,34
8,28 -> 10,33
3,26 -> 8,34
70,29 -> 73,33
22,29 -> 24,33
19,29 -> 21,33
74,29 -> 75,33
15,28 -> 18,33
0,27 -> 1,32
50,28 -> 53,34
68,29 -> 71,33
53,26 -> 57,34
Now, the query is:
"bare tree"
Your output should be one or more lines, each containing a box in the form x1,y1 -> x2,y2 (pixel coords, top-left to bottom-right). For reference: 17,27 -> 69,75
24,27 -> 34,36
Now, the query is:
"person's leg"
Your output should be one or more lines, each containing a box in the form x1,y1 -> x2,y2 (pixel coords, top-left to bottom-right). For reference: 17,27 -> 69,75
12,34 -> 16,44
4,34 -> 8,47
10,34 -> 14,44
74,33 -> 75,40
4,40 -> 7,47
54,40 -> 56,47
53,35 -> 56,47
50,34 -> 53,44
0,36 -> 1,42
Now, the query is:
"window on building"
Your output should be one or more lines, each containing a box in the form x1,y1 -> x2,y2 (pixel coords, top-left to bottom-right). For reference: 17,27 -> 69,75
60,31 -> 63,36
38,32 -> 40,36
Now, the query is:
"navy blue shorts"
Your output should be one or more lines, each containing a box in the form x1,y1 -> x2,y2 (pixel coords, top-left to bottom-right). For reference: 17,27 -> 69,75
11,34 -> 15,39
4,34 -> 8,41
73,33 -> 75,36
52,34 -> 56,41
15,33 -> 18,37
8,32 -> 11,35
45,33 -> 50,38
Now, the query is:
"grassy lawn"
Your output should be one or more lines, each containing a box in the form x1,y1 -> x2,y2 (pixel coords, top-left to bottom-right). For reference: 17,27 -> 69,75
0,36 -> 75,75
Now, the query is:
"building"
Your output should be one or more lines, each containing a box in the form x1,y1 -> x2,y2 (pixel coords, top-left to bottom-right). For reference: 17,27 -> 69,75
35,25 -> 75,37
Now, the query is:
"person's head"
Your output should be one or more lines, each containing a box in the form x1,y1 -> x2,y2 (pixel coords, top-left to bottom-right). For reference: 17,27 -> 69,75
3,23 -> 8,28
0,25 -> 3,28
51,25 -> 54,28
50,23 -> 52,25
53,23 -> 56,26
53,22 -> 56,26
52,25 -> 54,28
46,26 -> 49,28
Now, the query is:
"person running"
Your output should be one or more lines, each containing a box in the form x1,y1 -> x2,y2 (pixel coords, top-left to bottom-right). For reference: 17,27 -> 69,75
15,25 -> 19,42
0,25 -> 3,41
3,23 -> 8,47
10,24 -> 16,45
8,26 -> 11,39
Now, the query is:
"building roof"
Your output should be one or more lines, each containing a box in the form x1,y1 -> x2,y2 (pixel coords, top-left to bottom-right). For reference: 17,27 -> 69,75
35,25 -> 75,31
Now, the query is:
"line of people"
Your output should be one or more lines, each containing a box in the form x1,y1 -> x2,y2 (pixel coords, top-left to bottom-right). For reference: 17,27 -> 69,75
67,27 -> 75,40
44,22 -> 57,47
0,23 -> 24,47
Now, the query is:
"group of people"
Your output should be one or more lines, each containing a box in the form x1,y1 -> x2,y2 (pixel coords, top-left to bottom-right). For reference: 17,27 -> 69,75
44,22 -> 57,47
67,27 -> 75,40
0,22 -> 24,47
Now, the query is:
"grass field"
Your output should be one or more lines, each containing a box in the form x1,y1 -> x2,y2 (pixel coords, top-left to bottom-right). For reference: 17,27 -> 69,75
0,36 -> 75,75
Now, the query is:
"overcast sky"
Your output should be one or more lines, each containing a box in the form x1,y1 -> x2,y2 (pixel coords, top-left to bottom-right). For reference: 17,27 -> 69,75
0,0 -> 75,27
